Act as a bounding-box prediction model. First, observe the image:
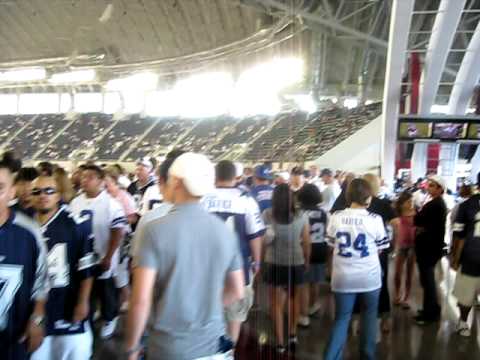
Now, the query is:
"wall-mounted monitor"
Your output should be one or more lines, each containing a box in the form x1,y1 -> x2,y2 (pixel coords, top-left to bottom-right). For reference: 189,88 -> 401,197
467,123 -> 480,140
433,122 -> 467,140
398,122 -> 432,140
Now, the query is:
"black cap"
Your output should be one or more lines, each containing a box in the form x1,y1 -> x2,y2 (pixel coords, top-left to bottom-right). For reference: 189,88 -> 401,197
320,168 -> 333,177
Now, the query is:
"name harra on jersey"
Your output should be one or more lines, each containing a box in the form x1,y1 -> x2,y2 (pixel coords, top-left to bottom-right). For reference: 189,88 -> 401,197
40,205 -> 95,336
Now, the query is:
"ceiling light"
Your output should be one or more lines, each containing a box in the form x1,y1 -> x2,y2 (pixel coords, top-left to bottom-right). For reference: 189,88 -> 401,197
49,69 -> 96,84
0,68 -> 46,82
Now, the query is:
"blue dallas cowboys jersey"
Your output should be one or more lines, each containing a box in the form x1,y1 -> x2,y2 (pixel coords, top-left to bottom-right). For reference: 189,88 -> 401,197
250,184 -> 274,214
0,211 -> 49,356
39,205 -> 95,336
202,187 -> 266,284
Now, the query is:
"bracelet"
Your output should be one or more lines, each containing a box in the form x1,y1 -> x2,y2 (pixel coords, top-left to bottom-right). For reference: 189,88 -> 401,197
124,343 -> 143,356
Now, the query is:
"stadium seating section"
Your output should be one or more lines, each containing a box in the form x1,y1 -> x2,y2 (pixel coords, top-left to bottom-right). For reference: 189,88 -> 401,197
1,103 -> 381,163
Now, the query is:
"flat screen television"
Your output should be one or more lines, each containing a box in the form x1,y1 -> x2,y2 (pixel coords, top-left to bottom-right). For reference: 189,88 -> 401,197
433,122 -> 467,139
398,122 -> 432,139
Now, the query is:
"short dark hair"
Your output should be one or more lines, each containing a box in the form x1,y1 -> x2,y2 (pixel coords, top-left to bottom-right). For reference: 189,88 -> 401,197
83,164 -> 105,179
272,184 -> 296,224
298,183 -> 323,209
158,149 -> 186,182
346,178 -> 372,206
0,151 -> 22,173
14,167 -> 39,184
291,166 -> 304,176
37,161 -> 55,176
215,160 -> 236,182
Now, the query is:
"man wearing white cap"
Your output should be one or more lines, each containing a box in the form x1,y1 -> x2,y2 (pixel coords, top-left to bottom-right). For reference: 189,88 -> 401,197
125,153 -> 245,360
413,175 -> 448,325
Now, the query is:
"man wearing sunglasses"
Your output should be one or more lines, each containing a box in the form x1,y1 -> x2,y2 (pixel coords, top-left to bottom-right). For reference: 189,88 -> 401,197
70,164 -> 127,339
30,176 -> 95,360
0,157 -> 49,360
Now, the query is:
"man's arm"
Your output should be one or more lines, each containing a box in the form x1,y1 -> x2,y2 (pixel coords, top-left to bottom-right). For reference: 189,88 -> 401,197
223,269 -> 245,307
20,300 -> 46,352
73,278 -> 93,323
125,267 -> 156,360
249,237 -> 262,274
450,235 -> 465,271
101,228 -> 124,271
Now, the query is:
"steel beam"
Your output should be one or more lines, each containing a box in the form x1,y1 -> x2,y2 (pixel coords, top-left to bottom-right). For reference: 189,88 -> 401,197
381,0 -> 415,185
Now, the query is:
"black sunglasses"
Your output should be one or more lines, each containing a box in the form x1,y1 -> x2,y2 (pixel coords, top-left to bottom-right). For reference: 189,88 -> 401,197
31,187 -> 57,196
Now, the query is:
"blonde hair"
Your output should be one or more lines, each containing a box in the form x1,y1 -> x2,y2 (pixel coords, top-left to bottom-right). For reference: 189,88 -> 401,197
54,167 -> 75,203
363,173 -> 380,196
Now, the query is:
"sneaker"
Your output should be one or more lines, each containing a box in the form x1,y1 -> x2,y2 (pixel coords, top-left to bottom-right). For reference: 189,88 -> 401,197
298,316 -> 310,327
100,317 -> 118,339
456,321 -> 471,337
309,301 -> 322,316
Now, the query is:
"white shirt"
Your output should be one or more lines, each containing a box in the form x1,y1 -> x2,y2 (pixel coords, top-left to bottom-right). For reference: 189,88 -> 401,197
321,181 -> 341,211
327,208 -> 388,293
140,185 -> 163,216
70,190 -> 127,279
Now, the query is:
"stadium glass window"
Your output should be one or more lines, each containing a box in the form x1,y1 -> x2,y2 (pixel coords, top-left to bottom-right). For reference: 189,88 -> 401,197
0,94 -> 18,115
123,91 -> 145,114
145,91 -> 178,117
18,93 -> 59,114
104,92 -> 122,114
74,93 -> 102,112
59,93 -> 72,113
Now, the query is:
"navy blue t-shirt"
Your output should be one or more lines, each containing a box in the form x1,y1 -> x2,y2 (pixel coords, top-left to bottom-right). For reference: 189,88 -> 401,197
40,206 -> 95,336
250,184 -> 274,214
453,194 -> 480,276
0,211 -> 48,357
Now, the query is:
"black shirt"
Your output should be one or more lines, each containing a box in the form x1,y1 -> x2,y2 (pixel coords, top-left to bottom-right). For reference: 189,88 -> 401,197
453,194 -> 480,276
414,196 -> 447,263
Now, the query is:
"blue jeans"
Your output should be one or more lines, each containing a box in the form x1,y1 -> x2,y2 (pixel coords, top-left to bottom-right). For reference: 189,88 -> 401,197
324,289 -> 380,360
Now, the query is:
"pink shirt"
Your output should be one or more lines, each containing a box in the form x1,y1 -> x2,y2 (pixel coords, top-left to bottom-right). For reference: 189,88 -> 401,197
115,190 -> 136,217
398,215 -> 415,248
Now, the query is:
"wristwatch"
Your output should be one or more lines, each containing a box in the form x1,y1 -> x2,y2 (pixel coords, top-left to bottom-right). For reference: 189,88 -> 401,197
30,314 -> 45,326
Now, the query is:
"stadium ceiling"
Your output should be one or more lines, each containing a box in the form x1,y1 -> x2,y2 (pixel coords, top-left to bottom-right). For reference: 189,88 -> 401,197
0,0 -> 478,103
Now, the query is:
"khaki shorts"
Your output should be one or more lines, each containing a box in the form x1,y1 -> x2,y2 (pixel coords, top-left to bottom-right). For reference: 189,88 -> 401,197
453,270 -> 480,307
224,285 -> 254,322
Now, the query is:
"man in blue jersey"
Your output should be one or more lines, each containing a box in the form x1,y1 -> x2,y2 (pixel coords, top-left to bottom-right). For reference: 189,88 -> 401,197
202,160 -> 265,344
30,175 -> 95,360
250,165 -> 274,215
0,158 -> 49,360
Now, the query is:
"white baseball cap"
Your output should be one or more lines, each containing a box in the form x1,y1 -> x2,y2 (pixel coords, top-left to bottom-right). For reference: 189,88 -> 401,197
169,153 -> 215,197
429,175 -> 447,191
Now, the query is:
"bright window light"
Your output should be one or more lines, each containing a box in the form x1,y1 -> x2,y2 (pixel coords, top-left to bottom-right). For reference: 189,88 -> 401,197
0,68 -> 46,82
365,100 -> 374,105
123,91 -> 145,114
466,107 -> 476,114
106,72 -> 158,92
231,58 -> 303,117
74,93 -> 102,112
175,72 -> 233,117
145,91 -> 179,117
430,104 -> 448,114
18,93 -> 59,114
59,93 -> 72,113
49,69 -> 96,84
344,98 -> 358,109
104,92 -> 122,114
0,94 -> 18,114
286,94 -> 316,113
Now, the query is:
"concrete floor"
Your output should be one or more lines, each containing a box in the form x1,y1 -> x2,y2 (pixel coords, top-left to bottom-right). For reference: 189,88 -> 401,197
94,259 -> 480,359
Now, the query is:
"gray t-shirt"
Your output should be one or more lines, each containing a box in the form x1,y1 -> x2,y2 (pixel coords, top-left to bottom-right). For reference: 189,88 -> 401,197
134,203 -> 243,359
264,211 -> 308,266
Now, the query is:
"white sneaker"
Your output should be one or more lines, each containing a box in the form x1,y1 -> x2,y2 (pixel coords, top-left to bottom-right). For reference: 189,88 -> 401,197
100,317 -> 118,339
298,316 -> 310,327
456,320 -> 471,337
309,301 -> 322,315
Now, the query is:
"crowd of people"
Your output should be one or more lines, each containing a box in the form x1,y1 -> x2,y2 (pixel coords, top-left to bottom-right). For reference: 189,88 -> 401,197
0,148 -> 479,360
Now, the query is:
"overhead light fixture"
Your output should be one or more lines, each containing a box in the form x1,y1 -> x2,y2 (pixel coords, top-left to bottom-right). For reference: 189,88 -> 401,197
105,72 -> 158,92
49,69 -> 96,84
0,68 -> 46,82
